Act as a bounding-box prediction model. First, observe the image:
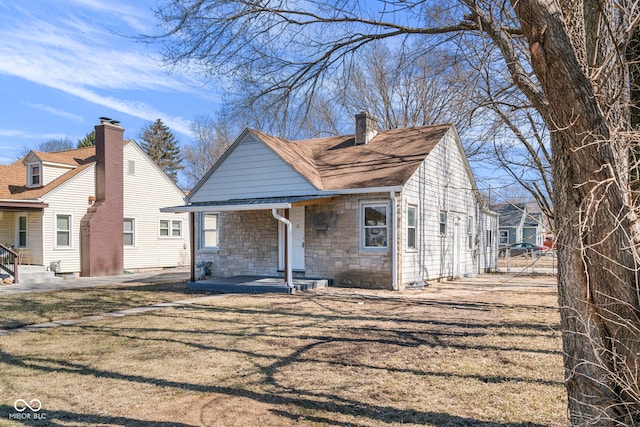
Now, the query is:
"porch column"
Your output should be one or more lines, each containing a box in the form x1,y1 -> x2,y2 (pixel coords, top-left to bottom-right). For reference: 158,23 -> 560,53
190,211 -> 196,283
272,208 -> 293,287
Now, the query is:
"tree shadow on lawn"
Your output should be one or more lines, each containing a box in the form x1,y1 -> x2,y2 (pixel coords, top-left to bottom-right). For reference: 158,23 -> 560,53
0,354 -> 550,427
0,405 -> 198,427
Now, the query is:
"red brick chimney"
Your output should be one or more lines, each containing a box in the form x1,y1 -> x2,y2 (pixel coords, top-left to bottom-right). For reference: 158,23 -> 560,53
80,118 -> 124,277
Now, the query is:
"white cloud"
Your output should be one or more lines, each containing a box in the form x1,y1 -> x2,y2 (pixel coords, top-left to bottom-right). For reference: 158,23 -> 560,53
29,104 -> 84,124
0,1 -> 201,137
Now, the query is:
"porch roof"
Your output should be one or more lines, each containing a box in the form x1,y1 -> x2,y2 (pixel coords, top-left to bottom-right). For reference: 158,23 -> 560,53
0,200 -> 49,210
161,195 -> 333,213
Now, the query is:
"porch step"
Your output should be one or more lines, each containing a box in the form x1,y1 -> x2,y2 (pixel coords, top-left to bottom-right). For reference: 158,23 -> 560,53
187,276 -> 329,294
14,266 -> 63,285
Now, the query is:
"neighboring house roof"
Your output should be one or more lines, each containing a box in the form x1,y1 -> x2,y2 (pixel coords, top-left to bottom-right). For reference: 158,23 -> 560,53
213,123 -> 452,193
0,148 -> 95,201
492,204 -> 526,227
0,142 -> 132,202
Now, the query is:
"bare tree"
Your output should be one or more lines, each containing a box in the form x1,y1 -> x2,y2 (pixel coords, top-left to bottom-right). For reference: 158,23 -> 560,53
151,1 -> 640,422
17,137 -> 75,159
183,114 -> 235,188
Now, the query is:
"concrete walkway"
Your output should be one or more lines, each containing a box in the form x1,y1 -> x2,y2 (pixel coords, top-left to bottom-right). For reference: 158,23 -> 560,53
0,293 -> 224,337
0,267 -> 191,296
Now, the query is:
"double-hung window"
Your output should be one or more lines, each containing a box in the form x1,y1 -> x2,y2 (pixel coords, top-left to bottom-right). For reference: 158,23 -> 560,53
362,203 -> 388,249
407,205 -> 417,250
29,164 -> 41,187
124,218 -> 135,247
160,219 -> 182,238
200,213 -> 219,249
55,214 -> 71,248
439,211 -> 447,236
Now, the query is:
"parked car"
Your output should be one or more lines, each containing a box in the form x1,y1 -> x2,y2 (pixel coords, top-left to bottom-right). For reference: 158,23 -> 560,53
500,242 -> 546,257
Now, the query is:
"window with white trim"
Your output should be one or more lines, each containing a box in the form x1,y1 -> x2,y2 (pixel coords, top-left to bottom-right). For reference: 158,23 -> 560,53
499,230 -> 509,246
159,219 -> 182,238
407,205 -> 417,250
467,216 -> 474,249
55,214 -> 71,248
200,213 -> 219,249
439,211 -> 447,236
124,218 -> 135,247
29,164 -> 41,187
362,203 -> 388,249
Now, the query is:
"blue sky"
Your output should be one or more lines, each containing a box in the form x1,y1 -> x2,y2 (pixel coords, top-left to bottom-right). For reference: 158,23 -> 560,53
0,0 -> 221,165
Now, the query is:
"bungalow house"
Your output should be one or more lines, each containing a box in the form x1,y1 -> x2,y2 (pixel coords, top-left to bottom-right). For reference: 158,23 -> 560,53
163,113 -> 498,290
491,203 -> 547,248
0,118 -> 190,282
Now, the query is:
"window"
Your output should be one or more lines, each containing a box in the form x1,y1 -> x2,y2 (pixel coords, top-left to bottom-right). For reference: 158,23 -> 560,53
127,160 -> 136,175
124,218 -> 135,247
499,230 -> 509,246
467,216 -> 473,249
159,219 -> 182,238
407,205 -> 417,250
439,211 -> 447,236
487,229 -> 494,245
200,213 -> 219,249
29,164 -> 41,186
17,215 -> 27,247
56,214 -> 71,248
362,203 -> 388,249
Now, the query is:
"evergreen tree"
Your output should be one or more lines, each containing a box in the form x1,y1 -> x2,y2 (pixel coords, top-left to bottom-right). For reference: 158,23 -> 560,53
77,130 -> 96,148
139,119 -> 183,183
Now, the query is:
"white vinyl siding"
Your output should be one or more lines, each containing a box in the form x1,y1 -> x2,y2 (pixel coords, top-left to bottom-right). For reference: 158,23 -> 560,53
122,143 -> 190,270
188,134 -> 317,203
401,127 -> 493,283
41,167 -> 95,271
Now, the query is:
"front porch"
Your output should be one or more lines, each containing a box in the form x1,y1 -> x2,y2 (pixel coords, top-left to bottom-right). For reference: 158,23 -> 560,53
187,275 -> 330,294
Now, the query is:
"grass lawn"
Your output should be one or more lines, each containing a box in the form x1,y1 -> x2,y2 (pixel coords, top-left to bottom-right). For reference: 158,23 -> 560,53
0,274 -> 567,426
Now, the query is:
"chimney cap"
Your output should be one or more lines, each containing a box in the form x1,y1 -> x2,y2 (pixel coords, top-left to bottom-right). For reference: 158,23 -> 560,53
99,117 -> 121,126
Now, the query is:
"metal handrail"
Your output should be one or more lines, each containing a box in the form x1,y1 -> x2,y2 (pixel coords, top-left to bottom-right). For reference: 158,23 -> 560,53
0,243 -> 18,284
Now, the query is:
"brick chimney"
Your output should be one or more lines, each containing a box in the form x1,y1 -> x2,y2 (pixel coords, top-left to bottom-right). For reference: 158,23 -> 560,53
80,118 -> 124,277
355,111 -> 378,145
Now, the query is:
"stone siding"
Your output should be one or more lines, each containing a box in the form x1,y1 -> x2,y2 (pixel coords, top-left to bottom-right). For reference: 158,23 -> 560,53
305,194 -> 393,289
195,194 -> 395,290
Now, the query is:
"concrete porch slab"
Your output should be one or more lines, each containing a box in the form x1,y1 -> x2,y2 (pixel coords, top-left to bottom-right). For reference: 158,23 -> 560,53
187,275 -> 329,294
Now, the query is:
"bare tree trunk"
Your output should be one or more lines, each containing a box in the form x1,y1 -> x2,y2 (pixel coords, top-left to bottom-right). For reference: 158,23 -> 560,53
511,1 -> 640,424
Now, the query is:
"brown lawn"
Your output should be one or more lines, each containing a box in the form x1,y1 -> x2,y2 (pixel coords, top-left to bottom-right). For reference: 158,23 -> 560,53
0,273 -> 566,426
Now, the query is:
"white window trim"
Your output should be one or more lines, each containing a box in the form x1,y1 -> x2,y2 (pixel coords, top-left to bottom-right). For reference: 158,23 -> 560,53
499,230 -> 509,246
406,204 -> 417,251
439,211 -> 447,236
54,212 -> 73,250
26,162 -> 42,188
159,219 -> 183,239
16,213 -> 28,248
467,216 -> 474,250
124,217 -> 137,248
360,201 -> 390,251
200,212 -> 219,250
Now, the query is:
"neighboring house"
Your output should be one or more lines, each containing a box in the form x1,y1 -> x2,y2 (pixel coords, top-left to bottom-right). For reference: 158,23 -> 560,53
163,113 -> 498,290
491,203 -> 546,248
0,118 -> 189,280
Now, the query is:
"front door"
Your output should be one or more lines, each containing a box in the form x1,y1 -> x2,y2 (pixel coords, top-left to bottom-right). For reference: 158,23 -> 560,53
279,207 -> 305,271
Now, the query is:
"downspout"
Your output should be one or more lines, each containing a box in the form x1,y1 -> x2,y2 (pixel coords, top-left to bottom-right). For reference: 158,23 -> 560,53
272,208 -> 293,288
391,191 -> 398,291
